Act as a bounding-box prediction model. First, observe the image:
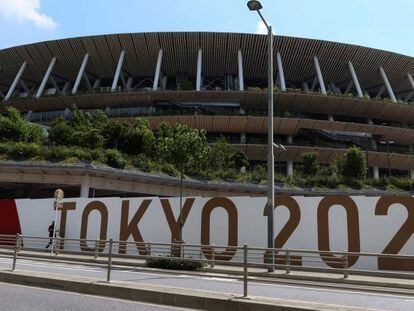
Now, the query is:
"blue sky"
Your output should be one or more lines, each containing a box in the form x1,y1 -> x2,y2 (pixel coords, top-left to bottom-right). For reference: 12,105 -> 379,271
0,0 -> 412,56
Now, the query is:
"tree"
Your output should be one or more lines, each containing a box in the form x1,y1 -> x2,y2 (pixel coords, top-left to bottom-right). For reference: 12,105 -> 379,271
336,146 -> 367,180
211,137 -> 249,175
302,152 -> 319,176
0,107 -> 43,144
50,117 -> 74,145
155,122 -> 211,243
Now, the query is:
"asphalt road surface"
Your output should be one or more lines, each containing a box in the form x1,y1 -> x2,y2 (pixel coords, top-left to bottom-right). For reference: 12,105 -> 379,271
0,257 -> 413,311
0,282 -> 194,311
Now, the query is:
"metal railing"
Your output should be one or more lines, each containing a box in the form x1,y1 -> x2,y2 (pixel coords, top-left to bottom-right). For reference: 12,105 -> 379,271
0,234 -> 413,298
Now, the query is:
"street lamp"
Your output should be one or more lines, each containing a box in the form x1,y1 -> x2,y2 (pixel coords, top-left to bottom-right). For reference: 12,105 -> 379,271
52,188 -> 64,254
379,141 -> 394,177
247,0 -> 275,272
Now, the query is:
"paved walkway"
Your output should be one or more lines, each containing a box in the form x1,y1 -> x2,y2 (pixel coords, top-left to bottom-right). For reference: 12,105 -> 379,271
0,255 -> 413,310
1,248 -> 413,292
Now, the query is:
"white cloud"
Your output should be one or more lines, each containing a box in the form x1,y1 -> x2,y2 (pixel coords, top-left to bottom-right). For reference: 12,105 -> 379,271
0,0 -> 57,29
256,20 -> 270,35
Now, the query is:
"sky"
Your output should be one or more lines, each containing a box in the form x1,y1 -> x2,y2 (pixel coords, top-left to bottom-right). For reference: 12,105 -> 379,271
0,0 -> 412,56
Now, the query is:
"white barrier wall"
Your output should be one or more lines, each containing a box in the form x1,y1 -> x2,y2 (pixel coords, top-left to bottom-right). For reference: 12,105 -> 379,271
6,196 -> 414,271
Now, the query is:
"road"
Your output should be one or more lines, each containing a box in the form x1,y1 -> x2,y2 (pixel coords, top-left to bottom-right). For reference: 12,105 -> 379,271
0,257 -> 413,311
0,282 -> 194,311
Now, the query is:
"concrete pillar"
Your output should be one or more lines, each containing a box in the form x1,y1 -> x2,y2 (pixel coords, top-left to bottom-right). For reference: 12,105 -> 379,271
153,49 -> 163,91
286,135 -> 293,144
64,108 -> 71,120
111,51 -> 125,92
379,67 -> 397,103
276,52 -> 286,91
410,169 -> 414,180
348,61 -> 363,98
240,133 -> 246,144
26,110 -> 33,121
72,54 -> 89,95
5,62 -> 27,101
80,175 -> 90,198
237,50 -> 244,91
36,57 -> 56,98
328,115 -> 334,122
367,118 -> 374,125
196,48 -> 202,91
313,56 -> 327,95
287,161 -> 293,178
373,167 -> 379,180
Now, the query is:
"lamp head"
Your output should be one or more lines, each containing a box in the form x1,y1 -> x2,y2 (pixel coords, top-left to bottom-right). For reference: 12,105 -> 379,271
247,0 -> 263,11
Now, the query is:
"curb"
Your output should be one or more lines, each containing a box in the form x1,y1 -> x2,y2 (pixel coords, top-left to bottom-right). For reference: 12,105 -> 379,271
0,269 -> 370,311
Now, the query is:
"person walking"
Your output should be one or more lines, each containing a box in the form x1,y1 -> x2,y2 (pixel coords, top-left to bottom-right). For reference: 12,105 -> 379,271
45,221 -> 55,249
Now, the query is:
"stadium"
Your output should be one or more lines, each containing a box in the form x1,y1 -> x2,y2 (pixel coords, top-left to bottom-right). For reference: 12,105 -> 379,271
1,31 -> 414,198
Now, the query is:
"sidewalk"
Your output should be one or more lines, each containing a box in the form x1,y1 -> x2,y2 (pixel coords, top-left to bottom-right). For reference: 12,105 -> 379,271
1,248 -> 413,292
0,269 -> 383,311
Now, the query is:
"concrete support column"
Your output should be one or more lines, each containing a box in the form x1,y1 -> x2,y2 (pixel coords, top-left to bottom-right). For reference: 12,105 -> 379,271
287,161 -> 293,178
286,135 -> 293,144
64,108 -> 71,121
36,57 -> 56,98
276,52 -> 286,91
379,67 -> 397,103
410,169 -> 414,180
111,51 -> 125,92
237,50 -> 244,91
328,115 -> 334,122
153,49 -> 163,91
26,110 -> 33,122
406,73 -> 414,101
196,48 -> 202,91
240,133 -> 246,144
367,118 -> 374,125
348,61 -> 363,98
72,54 -> 89,95
5,61 -> 27,101
80,175 -> 90,198
373,167 -> 379,180
313,56 -> 327,95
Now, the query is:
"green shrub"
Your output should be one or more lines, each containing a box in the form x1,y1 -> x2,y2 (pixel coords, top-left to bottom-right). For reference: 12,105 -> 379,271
9,142 -> 42,160
105,149 -> 126,169
146,257 -> 206,271
161,163 -> 180,177
302,152 -> 319,176
132,154 -> 160,173
180,80 -> 193,91
336,147 -> 367,180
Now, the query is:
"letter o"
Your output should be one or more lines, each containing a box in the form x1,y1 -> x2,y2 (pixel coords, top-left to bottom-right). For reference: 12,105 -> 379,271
201,198 -> 238,261
80,201 -> 108,252
317,196 -> 360,268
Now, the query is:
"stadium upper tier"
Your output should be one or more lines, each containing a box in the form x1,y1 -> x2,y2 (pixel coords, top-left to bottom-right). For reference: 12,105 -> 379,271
1,32 -> 414,182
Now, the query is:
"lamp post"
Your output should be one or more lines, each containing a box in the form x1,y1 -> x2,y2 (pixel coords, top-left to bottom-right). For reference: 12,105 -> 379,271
379,140 -> 394,177
52,188 -> 64,254
247,0 -> 276,272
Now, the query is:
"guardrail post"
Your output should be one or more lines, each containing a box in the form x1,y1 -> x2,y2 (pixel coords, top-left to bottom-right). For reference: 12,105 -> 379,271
286,248 -> 291,274
243,244 -> 248,298
17,234 -> 22,253
211,244 -> 215,268
94,239 -> 99,259
343,250 -> 349,279
12,234 -> 20,271
106,239 -> 113,282
56,236 -> 61,256
148,241 -> 152,257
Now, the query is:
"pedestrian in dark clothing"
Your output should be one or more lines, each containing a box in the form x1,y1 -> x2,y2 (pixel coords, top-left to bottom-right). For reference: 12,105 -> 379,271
45,221 -> 55,249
